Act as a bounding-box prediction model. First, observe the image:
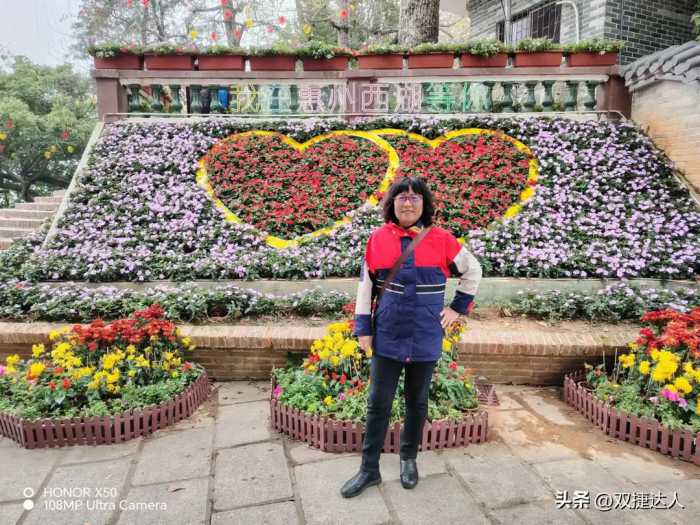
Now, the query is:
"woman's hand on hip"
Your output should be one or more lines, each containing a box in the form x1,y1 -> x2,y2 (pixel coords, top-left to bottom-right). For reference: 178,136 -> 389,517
440,306 -> 461,330
358,335 -> 373,353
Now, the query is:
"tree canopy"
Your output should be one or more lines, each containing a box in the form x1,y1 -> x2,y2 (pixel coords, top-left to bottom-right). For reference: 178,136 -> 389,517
0,57 -> 95,203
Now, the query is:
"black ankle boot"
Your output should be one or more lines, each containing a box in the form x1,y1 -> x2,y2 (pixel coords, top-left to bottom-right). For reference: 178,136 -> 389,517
400,458 -> 418,489
340,469 -> 381,498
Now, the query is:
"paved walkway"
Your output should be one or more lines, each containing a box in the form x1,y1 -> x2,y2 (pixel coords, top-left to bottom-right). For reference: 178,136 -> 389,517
0,383 -> 698,525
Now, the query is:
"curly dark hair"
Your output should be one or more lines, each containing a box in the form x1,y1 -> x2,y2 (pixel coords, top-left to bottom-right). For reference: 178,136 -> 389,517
382,176 -> 436,226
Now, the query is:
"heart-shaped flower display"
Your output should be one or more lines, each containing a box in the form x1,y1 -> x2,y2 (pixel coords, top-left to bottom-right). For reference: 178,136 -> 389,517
197,128 -> 537,248
197,130 -> 398,247
371,129 -> 537,234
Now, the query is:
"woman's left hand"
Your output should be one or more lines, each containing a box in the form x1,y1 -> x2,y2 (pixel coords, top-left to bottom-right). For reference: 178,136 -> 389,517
440,306 -> 461,330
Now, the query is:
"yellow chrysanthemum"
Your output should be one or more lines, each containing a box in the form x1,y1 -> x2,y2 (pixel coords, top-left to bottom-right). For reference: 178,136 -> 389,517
28,362 -> 45,378
323,395 -> 333,406
318,349 -> 331,360
6,354 -> 20,367
673,377 -> 693,395
618,353 -> 635,369
102,351 -> 125,370
330,355 -> 340,367
327,322 -> 351,335
638,361 -> 650,375
32,344 -> 46,358
663,384 -> 677,393
442,339 -> 452,352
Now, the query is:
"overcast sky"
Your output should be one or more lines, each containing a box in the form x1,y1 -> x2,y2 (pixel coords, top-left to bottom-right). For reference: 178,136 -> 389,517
0,0 -> 87,69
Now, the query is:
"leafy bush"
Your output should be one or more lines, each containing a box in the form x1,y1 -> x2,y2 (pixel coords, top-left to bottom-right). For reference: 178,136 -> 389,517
198,44 -> 246,56
515,37 -> 558,53
143,43 -> 197,55
295,40 -> 352,59
87,43 -> 143,58
409,43 -> 459,55
564,39 -> 623,54
355,44 -> 408,55
460,39 -> 508,57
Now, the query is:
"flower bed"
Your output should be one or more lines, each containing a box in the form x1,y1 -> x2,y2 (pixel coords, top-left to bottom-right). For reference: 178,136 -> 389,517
5,116 -> 698,282
564,373 -> 699,464
563,307 -> 700,463
500,282 -> 700,323
270,319 -> 495,452
0,305 -> 210,448
0,281 -> 351,323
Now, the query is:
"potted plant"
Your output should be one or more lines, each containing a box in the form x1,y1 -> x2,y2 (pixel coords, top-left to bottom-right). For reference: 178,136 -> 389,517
408,42 -> 457,69
197,44 -> 246,70
565,39 -> 623,67
143,43 -> 197,70
459,39 -> 509,68
297,40 -> 352,71
356,44 -> 407,70
88,43 -> 143,70
512,37 -> 563,67
248,43 -> 297,71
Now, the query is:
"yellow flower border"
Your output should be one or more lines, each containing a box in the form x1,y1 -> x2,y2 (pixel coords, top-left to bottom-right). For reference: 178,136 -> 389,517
196,128 -> 538,249
196,130 -> 400,249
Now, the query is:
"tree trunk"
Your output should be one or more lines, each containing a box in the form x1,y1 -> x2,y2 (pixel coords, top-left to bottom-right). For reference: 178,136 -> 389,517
337,0 -> 350,47
398,0 -> 440,47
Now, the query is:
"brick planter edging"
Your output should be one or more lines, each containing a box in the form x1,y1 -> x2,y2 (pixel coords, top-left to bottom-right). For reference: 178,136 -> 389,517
0,372 -> 211,449
270,379 -> 497,453
563,372 -> 700,465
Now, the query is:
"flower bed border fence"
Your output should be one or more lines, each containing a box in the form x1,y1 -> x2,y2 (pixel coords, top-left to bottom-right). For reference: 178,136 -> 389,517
270,379 -> 497,453
563,372 -> 700,465
0,372 -> 211,449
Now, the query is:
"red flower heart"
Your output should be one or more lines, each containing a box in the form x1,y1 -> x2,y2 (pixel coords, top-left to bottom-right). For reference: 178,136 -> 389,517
199,131 -> 397,241
376,129 -> 536,235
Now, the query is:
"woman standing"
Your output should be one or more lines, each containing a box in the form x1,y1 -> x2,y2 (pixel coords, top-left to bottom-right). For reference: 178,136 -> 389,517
341,176 -> 482,498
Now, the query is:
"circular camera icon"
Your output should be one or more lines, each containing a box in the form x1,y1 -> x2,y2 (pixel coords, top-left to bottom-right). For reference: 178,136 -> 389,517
23,487 -> 35,499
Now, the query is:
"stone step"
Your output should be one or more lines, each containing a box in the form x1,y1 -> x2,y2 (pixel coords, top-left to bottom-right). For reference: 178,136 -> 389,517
35,195 -> 64,203
14,202 -> 59,211
0,227 -> 35,238
0,217 -> 46,229
0,209 -> 55,220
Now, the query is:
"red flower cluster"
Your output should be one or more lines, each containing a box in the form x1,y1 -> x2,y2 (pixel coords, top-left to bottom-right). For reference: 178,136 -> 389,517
205,134 -> 388,237
387,134 -> 531,234
637,307 -> 700,358
71,304 -> 176,352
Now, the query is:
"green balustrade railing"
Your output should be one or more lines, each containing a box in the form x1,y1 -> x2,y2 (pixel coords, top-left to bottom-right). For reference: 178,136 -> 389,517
124,79 -> 605,116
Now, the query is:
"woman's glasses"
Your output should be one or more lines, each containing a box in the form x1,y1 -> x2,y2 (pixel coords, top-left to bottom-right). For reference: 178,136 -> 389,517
395,194 -> 423,204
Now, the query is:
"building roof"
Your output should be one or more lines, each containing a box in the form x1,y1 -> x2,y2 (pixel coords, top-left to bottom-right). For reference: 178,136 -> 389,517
621,40 -> 700,92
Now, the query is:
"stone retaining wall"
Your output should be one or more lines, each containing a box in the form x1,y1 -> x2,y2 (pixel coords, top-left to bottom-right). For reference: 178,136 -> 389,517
0,321 -> 638,385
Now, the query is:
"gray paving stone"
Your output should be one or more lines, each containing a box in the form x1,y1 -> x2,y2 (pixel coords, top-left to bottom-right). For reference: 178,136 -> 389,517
0,502 -> 26,525
533,457 -> 633,494
211,501 -> 299,525
116,477 -> 209,525
492,410 -> 580,463
287,442 -> 359,465
217,381 -> 270,405
294,455 -> 390,525
518,392 -> 579,426
0,447 -> 62,502
133,426 -> 212,485
0,436 -> 16,448
447,441 -> 551,509
379,450 -> 446,481
588,449 -> 688,485
494,394 -> 525,410
384,474 -> 489,525
61,439 -> 141,465
489,499 -> 586,525
215,401 -> 272,449
22,457 -> 131,525
214,441 -> 292,511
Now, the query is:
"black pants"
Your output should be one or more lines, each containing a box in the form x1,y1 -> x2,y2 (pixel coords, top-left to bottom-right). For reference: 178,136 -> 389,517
361,354 -> 437,474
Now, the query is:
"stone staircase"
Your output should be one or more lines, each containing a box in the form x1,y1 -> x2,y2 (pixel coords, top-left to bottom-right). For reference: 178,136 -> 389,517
0,190 -> 65,250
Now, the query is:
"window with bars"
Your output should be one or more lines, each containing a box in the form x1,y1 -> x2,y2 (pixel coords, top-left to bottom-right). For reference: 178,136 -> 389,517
497,2 -> 562,44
